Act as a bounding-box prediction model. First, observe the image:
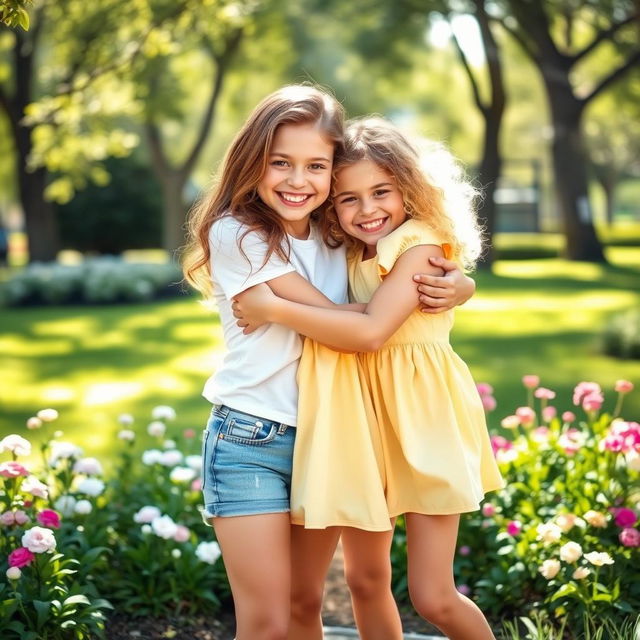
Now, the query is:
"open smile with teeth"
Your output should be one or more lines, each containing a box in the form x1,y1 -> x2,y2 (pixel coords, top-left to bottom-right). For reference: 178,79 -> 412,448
358,218 -> 388,232
278,192 -> 312,205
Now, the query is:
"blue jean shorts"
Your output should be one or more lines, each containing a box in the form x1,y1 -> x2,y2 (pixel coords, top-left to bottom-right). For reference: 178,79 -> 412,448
200,404 -> 295,520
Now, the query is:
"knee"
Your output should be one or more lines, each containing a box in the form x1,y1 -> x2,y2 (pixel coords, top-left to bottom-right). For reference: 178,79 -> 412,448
240,609 -> 289,640
290,584 -> 324,624
410,589 -> 457,627
344,562 -> 391,602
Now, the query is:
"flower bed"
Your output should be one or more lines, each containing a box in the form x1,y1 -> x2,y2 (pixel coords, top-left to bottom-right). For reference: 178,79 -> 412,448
0,408 -> 229,639
392,377 -> 639,635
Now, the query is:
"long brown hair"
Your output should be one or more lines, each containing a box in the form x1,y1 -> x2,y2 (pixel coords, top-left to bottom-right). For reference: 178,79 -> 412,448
182,85 -> 345,297
328,117 -> 482,270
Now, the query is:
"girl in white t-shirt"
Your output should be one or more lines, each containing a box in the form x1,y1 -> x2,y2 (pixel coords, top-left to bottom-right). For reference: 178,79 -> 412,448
182,85 -> 474,640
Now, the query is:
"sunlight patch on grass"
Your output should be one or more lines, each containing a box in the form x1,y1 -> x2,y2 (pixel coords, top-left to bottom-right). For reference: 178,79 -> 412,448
84,382 -> 145,406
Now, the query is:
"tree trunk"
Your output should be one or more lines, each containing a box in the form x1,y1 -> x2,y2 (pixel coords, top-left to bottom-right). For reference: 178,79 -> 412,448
543,79 -> 606,262
158,170 -> 188,259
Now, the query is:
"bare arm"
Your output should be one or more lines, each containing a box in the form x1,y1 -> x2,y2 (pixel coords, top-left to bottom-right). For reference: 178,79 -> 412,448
235,244 -> 444,352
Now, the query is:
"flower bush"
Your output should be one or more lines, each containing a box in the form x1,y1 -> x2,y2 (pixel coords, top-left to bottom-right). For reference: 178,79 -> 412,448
0,407 -> 228,638
392,377 -> 639,635
0,258 -> 183,307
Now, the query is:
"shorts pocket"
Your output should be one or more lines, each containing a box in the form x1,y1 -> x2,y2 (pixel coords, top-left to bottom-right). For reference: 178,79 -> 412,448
221,416 -> 277,446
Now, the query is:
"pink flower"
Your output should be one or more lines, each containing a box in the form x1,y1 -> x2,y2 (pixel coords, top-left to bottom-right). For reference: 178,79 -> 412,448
562,411 -> 576,423
490,436 -> 513,455
615,380 -> 634,394
476,383 -> 494,396
603,421 -> 640,454
573,382 -> 601,407
36,510 -> 61,529
183,429 -> 196,439
542,406 -> 557,422
0,512 -> 16,526
481,395 -> 497,412
522,375 -> 539,389
506,520 -> 522,536
535,387 -> 556,400
14,510 -> 29,525
458,545 -> 471,556
8,547 -> 35,568
612,507 -> 637,528
482,503 -> 496,517
558,428 -> 586,455
21,526 -> 57,553
501,415 -> 520,430
173,525 -> 191,543
619,528 -> 640,547
191,477 -> 202,492
457,584 -> 471,596
515,407 -> 536,426
582,392 -> 604,412
532,426 -> 551,443
0,462 -> 30,478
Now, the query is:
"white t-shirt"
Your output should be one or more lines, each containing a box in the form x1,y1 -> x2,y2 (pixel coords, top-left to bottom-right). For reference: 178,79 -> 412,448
203,216 -> 347,426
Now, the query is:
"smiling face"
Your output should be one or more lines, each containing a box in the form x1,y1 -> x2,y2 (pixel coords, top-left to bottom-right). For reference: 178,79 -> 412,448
333,159 -> 407,258
257,122 -> 334,239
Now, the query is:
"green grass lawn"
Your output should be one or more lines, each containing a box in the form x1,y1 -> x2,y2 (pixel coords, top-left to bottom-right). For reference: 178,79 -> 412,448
1,248 -> 639,468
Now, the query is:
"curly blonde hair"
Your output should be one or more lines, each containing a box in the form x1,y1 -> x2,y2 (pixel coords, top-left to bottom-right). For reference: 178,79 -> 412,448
327,117 -> 483,270
182,85 -> 345,298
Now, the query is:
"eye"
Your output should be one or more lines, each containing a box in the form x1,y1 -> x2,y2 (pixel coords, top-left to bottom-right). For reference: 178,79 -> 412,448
310,163 -> 327,171
338,196 -> 356,205
271,160 -> 288,167
373,189 -> 390,198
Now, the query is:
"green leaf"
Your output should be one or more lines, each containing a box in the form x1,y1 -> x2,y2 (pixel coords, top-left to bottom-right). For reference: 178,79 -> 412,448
17,7 -> 30,31
33,600 -> 51,630
550,582 -> 578,602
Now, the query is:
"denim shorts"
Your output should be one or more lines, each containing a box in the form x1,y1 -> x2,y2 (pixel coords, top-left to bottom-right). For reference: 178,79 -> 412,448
200,404 -> 295,520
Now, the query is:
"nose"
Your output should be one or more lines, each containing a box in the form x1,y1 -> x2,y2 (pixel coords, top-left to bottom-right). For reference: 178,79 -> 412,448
286,166 -> 306,189
360,196 -> 377,215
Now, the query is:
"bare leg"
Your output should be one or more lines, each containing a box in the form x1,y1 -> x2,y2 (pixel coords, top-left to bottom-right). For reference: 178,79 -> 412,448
213,513 -> 291,640
405,513 -> 496,640
288,525 -> 342,640
341,525 -> 403,640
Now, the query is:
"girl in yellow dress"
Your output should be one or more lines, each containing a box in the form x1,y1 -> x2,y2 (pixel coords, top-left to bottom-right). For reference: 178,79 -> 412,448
234,117 -> 504,640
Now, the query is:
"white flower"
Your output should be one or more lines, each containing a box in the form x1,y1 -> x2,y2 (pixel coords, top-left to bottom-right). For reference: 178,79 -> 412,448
54,495 -> 77,516
163,439 -> 176,450
36,408 -> 59,423
6,567 -> 22,580
584,551 -> 614,566
133,506 -> 162,524
118,413 -> 134,426
536,522 -> 562,544
152,405 -> 176,421
151,515 -> 178,539
572,566 -> 590,580
118,429 -> 135,442
22,476 -> 49,499
26,417 -> 43,430
496,448 -> 519,464
141,524 -> 152,535
583,510 -> 607,528
170,467 -> 196,483
147,421 -> 166,438
196,541 -> 222,565
625,449 -> 640,472
142,449 -> 163,465
500,415 -> 520,430
185,455 -> 202,470
73,457 -> 103,476
74,500 -> 92,515
171,549 -> 182,559
560,541 -> 582,563
48,441 -> 83,466
76,478 -> 105,497
159,450 -> 183,467
538,559 -> 561,580
0,435 -> 31,456
22,526 -> 57,553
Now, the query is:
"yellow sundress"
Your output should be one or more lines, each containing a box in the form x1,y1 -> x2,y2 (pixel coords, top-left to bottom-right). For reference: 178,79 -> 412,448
291,219 -> 504,531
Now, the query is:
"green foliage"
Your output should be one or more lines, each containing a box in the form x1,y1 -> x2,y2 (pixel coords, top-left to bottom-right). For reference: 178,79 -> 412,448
0,0 -> 31,29
56,156 -> 163,254
0,258 -> 183,306
602,308 -> 640,360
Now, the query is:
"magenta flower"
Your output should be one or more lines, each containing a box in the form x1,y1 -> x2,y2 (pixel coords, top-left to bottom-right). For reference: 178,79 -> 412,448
612,507 -> 637,528
522,375 -> 539,389
0,461 -> 30,478
506,520 -> 522,536
619,528 -> 640,547
458,545 -> 471,556
534,387 -> 556,400
8,547 -> 35,568
36,509 -> 61,529
490,436 -> 513,455
482,503 -> 496,517
457,584 -> 471,596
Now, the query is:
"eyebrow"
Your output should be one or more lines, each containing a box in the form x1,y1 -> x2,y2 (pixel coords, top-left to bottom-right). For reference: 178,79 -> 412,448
269,152 -> 332,163
334,182 -> 393,199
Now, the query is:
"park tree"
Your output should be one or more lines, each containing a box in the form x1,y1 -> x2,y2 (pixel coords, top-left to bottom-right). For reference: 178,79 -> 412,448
495,0 -> 640,261
0,0 -> 31,29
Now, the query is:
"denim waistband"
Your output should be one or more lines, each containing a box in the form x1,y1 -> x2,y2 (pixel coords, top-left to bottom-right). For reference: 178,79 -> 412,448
211,404 -> 291,434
